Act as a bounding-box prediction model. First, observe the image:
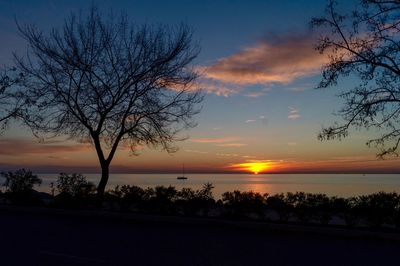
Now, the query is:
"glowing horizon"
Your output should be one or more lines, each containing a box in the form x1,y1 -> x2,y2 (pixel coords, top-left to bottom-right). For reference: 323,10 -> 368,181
228,161 -> 273,175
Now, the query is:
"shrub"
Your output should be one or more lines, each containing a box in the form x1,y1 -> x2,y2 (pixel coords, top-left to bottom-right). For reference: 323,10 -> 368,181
148,186 -> 178,213
53,173 -> 96,209
288,192 -> 332,224
197,182 -> 214,201
56,173 -> 95,197
176,183 -> 216,216
0,169 -> 43,205
353,192 -> 399,228
108,185 -> 151,211
329,197 -> 352,225
265,193 -> 292,222
1,169 -> 41,193
222,190 -> 266,219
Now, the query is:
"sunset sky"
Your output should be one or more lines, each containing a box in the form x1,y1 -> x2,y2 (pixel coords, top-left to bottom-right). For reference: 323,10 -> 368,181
1,0 -> 400,174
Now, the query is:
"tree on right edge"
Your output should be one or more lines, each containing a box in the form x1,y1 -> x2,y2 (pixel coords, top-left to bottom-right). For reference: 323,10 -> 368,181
312,0 -> 400,157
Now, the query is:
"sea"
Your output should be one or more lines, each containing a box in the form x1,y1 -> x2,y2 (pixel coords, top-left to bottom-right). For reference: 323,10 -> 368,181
14,173 -> 400,198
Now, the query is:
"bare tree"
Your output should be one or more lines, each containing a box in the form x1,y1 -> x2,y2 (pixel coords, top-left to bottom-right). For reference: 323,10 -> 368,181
14,7 -> 203,195
311,0 -> 400,157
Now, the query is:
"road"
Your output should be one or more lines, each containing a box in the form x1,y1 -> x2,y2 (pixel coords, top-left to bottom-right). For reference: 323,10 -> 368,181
0,208 -> 399,265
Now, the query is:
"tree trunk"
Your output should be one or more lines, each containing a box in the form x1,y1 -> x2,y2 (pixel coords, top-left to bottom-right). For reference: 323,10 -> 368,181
97,163 -> 109,196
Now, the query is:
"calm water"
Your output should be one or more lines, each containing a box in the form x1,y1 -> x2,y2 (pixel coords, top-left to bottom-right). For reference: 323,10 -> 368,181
21,173 -> 400,198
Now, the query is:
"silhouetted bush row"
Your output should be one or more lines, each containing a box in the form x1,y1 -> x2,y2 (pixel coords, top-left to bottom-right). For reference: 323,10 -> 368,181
2,169 -> 400,229
104,183 -> 215,216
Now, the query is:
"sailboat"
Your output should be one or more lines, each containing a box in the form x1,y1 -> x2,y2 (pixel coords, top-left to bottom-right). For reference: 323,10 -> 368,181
177,163 -> 188,180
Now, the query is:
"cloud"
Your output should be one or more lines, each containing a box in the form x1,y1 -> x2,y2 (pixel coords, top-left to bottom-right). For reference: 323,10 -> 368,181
244,87 -> 271,98
185,149 -> 208,154
246,116 -> 269,126
190,137 -> 239,143
0,138 -> 91,156
184,79 -> 240,97
216,153 -> 239,157
216,143 -> 247,147
202,34 -> 327,86
197,80 -> 240,97
286,84 -> 313,92
47,155 -> 69,160
288,107 -> 301,120
243,91 -> 268,98
242,155 -> 257,159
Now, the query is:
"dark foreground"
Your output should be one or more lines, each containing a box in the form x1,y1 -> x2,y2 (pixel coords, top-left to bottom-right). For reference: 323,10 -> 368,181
1,207 -> 399,266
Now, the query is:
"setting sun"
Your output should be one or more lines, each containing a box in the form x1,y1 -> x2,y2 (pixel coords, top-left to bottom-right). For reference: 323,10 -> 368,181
229,162 -> 271,174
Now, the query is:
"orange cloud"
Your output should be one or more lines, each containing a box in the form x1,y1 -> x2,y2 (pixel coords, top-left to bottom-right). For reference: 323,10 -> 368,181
190,137 -> 240,143
0,138 -> 91,156
196,80 -> 241,97
216,153 -> 239,157
216,143 -> 247,147
168,78 -> 240,97
184,149 -> 209,154
202,34 -> 327,86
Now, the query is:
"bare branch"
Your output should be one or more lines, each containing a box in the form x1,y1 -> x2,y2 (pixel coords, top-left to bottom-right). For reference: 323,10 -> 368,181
313,0 -> 400,157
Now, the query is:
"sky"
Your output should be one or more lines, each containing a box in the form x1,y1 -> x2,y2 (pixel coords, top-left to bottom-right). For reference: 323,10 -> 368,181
1,0 -> 400,174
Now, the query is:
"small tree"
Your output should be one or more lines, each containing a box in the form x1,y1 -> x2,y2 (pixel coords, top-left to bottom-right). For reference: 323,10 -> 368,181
1,169 -> 42,193
56,173 -> 95,197
312,0 -> 400,156
14,7 -> 203,195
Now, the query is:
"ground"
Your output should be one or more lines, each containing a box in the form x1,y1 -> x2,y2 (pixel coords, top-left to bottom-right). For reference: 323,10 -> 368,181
0,207 -> 399,265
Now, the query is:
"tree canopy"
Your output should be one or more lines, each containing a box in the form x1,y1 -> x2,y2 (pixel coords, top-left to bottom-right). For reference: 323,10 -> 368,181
14,7 -> 203,194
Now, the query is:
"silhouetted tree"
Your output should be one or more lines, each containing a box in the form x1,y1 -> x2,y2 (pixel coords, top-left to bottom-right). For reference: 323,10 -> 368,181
1,168 -> 41,193
52,173 -> 96,208
14,6 -> 203,195
222,190 -> 266,219
265,193 -> 292,222
176,183 -> 215,216
198,182 -> 214,200
108,184 -> 150,211
354,192 -> 399,228
312,0 -> 400,156
56,173 -> 95,197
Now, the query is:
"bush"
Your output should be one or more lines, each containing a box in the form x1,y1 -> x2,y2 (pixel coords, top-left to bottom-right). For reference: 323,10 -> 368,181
287,192 -> 332,224
265,193 -> 292,222
1,169 -> 42,193
222,190 -> 266,219
106,183 -> 216,216
353,192 -> 400,228
0,169 -> 43,205
147,186 -> 178,213
56,173 -> 95,197
176,183 -> 216,216
107,185 -> 152,211
53,173 -> 96,208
